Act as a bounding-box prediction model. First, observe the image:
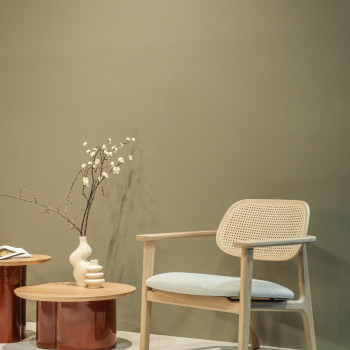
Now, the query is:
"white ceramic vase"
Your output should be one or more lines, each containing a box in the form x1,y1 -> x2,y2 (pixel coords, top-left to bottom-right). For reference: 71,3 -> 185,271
85,259 -> 105,288
69,236 -> 92,287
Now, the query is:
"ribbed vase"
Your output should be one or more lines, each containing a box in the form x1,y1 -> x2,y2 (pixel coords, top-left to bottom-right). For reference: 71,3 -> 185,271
69,236 -> 92,287
85,259 -> 105,288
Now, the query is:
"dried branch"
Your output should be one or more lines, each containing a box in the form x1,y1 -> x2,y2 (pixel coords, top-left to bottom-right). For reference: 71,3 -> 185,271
20,187 -> 37,202
0,136 -> 135,237
63,169 -> 82,214
0,194 -> 82,234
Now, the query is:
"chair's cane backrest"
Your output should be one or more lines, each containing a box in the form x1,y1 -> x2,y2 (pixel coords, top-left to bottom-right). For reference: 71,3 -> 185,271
216,199 -> 310,261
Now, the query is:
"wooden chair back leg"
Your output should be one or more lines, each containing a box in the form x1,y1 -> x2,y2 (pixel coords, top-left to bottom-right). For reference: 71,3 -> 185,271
301,308 -> 317,350
249,311 -> 260,349
298,246 -> 317,350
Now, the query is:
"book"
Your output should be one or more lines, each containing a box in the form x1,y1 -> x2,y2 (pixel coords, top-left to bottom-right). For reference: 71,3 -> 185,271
0,245 -> 31,260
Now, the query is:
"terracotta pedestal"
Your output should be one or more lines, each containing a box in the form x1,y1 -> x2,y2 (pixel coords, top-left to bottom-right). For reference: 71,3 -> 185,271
37,300 -> 116,350
0,254 -> 51,343
0,266 -> 26,343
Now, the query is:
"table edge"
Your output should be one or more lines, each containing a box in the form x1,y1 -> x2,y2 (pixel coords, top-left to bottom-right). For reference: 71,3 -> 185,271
15,282 -> 136,302
0,254 -> 51,266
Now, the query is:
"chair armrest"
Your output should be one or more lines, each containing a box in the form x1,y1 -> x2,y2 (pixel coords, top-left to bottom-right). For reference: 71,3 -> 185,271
233,235 -> 316,248
136,230 -> 216,242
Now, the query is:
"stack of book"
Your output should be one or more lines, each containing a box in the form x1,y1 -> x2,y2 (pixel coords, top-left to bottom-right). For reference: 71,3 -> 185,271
0,245 -> 31,260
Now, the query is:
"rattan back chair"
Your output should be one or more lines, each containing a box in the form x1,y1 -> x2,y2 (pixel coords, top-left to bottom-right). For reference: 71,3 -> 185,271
137,199 -> 317,350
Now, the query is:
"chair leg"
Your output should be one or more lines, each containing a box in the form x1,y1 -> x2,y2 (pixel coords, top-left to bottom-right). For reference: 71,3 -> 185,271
140,241 -> 155,350
301,309 -> 317,350
238,305 -> 251,350
140,297 -> 152,350
249,311 -> 260,349
297,247 -> 316,349
238,248 -> 254,350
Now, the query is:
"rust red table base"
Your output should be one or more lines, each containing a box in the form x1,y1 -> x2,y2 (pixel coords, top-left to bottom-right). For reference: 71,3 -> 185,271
0,266 -> 26,343
37,300 -> 116,350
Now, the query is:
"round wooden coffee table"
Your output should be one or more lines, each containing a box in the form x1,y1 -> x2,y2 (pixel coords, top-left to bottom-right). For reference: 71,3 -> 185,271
0,254 -> 51,343
15,282 -> 136,350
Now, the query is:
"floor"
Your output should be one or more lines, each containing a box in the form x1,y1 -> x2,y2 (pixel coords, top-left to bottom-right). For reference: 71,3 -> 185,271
0,323 -> 297,350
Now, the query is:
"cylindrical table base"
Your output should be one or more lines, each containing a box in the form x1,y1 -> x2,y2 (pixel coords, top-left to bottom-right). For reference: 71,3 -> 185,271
0,266 -> 26,343
37,301 -> 57,349
37,300 -> 116,350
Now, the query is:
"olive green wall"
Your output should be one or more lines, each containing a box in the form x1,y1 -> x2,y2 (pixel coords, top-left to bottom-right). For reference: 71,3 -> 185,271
0,1 -> 349,349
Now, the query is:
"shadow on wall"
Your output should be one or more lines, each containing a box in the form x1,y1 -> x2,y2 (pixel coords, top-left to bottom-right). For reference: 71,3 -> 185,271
106,166 -> 134,279
106,139 -> 138,282
106,143 -> 159,284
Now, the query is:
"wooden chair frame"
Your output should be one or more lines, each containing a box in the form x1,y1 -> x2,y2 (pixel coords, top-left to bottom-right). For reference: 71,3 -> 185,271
137,230 -> 316,350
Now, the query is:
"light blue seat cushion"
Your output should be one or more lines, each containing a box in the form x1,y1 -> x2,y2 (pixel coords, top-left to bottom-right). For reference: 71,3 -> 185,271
146,272 -> 294,300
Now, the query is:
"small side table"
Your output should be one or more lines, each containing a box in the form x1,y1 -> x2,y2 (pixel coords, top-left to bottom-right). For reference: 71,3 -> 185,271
0,254 -> 51,343
15,282 -> 136,350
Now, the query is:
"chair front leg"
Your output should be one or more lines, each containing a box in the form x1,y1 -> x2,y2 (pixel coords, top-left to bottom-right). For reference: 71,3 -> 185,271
140,241 -> 155,350
238,247 -> 254,350
140,293 -> 152,350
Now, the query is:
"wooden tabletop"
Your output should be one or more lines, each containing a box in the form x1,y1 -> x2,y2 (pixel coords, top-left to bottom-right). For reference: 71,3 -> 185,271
0,254 -> 51,267
15,282 -> 136,302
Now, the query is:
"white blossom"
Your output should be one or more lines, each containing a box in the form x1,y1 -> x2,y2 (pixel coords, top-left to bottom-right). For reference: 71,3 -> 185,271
83,177 -> 89,186
80,136 -> 135,192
